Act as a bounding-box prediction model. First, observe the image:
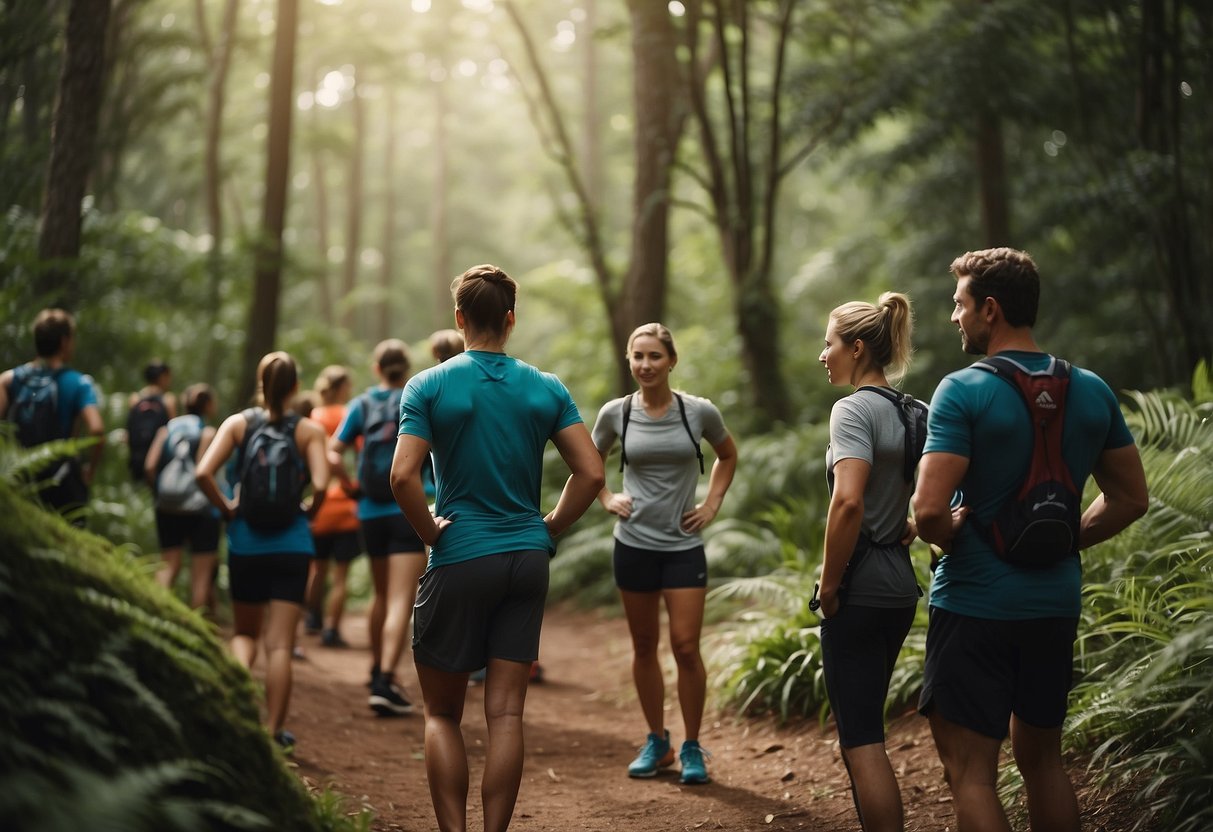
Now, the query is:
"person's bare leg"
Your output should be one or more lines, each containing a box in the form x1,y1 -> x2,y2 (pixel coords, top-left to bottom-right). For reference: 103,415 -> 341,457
327,559 -> 353,632
619,590 -> 665,734
368,555 -> 388,670
157,547 -> 183,590
928,712 -> 1011,832
482,658 -> 532,832
230,601 -> 264,669
1011,716 -> 1079,832
262,599 -> 302,734
304,557 -> 329,625
663,587 -> 707,741
381,551 -> 425,675
416,660 -> 471,832
842,743 -> 904,832
188,553 -> 217,611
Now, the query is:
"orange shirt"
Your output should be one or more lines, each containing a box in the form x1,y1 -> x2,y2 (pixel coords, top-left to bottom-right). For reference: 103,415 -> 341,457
310,404 -> 361,535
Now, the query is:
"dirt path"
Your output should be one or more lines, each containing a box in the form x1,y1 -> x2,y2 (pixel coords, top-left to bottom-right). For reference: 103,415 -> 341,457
284,605 -> 956,832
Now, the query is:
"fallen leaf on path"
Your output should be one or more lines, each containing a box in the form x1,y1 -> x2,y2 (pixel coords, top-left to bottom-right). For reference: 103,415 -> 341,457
547,767 -> 561,782
780,770 -> 795,782
764,743 -> 784,754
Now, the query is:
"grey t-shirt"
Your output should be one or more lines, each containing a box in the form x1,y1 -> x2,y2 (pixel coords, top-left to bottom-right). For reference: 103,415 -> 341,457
826,388 -> 922,608
591,392 -> 729,551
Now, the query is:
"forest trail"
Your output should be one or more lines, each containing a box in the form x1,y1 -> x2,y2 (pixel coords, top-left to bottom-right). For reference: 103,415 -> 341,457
281,605 -> 957,832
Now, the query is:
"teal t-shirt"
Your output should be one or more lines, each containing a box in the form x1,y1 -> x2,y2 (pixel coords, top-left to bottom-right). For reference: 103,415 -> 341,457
399,350 -> 582,570
923,351 -> 1135,620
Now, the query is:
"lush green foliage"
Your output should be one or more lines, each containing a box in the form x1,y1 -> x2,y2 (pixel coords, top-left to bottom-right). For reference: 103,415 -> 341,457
0,438 -> 372,832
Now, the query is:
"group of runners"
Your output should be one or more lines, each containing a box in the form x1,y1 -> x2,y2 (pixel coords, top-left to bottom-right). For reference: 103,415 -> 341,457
1,248 -> 1150,832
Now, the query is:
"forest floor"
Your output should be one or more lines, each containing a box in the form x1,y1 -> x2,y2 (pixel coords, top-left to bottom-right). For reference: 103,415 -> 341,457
277,605 -> 1138,832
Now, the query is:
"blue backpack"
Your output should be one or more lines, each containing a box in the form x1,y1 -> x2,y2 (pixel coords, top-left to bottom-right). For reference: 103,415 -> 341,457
9,365 -> 64,447
358,389 -> 403,504
237,409 -> 307,529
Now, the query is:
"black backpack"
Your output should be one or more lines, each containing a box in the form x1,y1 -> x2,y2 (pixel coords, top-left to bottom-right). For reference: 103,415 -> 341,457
10,365 -> 64,447
620,393 -> 704,474
155,417 -> 211,515
237,408 -> 307,530
358,389 -> 403,503
973,355 -> 1081,568
127,394 -> 170,480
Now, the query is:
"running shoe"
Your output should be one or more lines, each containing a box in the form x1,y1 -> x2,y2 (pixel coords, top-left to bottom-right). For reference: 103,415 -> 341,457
320,628 -> 349,648
369,672 -> 413,716
627,730 -> 674,778
678,740 -> 711,785
274,729 -> 296,755
304,610 -> 323,635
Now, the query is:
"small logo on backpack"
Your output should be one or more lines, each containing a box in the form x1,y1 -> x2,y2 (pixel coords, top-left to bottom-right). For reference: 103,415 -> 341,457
1034,390 -> 1057,409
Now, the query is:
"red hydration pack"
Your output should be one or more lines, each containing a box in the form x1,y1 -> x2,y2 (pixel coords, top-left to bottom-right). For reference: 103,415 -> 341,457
974,355 -> 1082,568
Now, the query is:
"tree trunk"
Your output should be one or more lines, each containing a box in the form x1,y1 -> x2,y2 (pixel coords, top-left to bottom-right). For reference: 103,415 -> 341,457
379,88 -> 397,342
431,69 -> 450,328
340,68 -> 364,332
613,0 -> 685,394
581,0 -> 602,210
311,142 -> 334,325
975,110 -> 1010,246
37,0 -> 113,308
239,0 -> 298,406
203,0 -> 241,385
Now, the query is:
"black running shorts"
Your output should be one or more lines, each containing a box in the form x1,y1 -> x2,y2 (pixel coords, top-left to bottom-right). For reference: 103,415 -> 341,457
412,550 -> 549,673
820,603 -> 916,748
228,552 -> 310,605
313,529 -> 363,562
362,513 -> 424,557
613,539 -> 708,593
155,511 -> 221,553
918,607 -> 1078,740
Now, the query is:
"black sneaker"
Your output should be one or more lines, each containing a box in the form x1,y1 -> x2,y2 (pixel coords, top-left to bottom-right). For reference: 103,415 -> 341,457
369,673 -> 413,716
274,729 -> 296,755
304,610 -> 323,635
320,628 -> 349,648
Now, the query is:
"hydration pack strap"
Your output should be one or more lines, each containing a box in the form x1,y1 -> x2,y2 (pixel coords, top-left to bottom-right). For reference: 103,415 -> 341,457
619,392 -> 705,474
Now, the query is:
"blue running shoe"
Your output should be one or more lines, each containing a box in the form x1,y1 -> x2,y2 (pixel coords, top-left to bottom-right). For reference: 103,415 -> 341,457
679,740 -> 711,785
628,730 -> 674,778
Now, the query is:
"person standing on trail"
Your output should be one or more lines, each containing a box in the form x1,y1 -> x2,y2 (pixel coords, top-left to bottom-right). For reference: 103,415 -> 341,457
0,308 -> 104,523
195,351 -> 330,752
126,359 -> 176,483
590,323 -> 739,786
144,383 -> 221,611
302,365 -> 364,647
331,341 -> 423,717
390,264 -> 604,832
913,248 -> 1149,832
815,294 -> 926,831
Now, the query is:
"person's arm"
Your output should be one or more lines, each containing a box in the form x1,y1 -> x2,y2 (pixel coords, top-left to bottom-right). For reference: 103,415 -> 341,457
911,452 -> 971,551
0,369 -> 12,419
196,426 -> 217,461
144,426 -> 169,485
818,458 -> 869,617
300,418 -> 330,518
327,435 -> 360,495
390,434 -> 449,545
546,423 -> 606,537
78,404 -> 105,485
196,414 -> 242,520
164,391 -> 178,419
595,443 -> 633,518
1079,444 -> 1149,549
681,434 -> 738,533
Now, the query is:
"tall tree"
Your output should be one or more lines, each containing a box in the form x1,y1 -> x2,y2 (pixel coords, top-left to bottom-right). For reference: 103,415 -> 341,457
37,0 -> 114,307
239,0 -> 299,405
505,0 -> 686,394
681,0 -> 809,428
379,87 -> 398,342
340,67 -> 365,332
201,0 -> 242,383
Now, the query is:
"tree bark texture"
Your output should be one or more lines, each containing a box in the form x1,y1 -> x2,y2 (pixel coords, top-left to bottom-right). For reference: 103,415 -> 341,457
975,110 -> 1010,247
431,70 -> 451,328
340,69 -> 364,331
239,0 -> 298,406
37,0 -> 113,308
380,88 -> 398,343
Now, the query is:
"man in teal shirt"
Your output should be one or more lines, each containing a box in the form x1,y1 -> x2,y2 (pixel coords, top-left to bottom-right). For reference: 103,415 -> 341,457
913,248 -> 1149,832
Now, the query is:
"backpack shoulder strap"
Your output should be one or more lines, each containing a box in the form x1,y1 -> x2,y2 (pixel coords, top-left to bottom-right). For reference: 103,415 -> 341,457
673,393 -> 705,475
619,394 -> 633,473
855,385 -> 927,483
